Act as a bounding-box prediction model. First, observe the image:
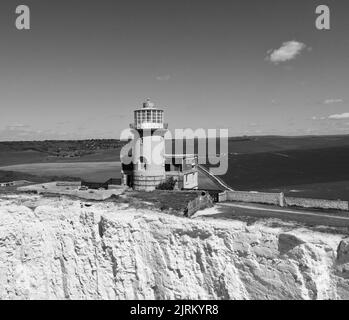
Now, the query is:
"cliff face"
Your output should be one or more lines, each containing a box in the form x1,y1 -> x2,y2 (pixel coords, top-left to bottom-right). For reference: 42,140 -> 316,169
1,194 -> 349,300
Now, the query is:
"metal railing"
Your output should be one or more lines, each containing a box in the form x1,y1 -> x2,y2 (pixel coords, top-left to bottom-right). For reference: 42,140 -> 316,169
129,122 -> 168,130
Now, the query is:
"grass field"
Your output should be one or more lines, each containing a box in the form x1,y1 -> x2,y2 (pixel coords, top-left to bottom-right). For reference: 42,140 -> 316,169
0,162 -> 121,182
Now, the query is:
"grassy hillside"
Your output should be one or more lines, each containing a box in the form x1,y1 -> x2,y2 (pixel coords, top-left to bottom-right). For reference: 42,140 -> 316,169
0,140 -> 124,166
0,170 -> 80,183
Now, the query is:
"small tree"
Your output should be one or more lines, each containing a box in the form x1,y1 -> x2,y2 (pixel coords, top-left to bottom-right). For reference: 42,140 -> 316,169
156,177 -> 176,190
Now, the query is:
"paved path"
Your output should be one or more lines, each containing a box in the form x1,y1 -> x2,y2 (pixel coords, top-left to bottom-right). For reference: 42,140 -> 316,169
204,202 -> 349,227
221,202 -> 349,220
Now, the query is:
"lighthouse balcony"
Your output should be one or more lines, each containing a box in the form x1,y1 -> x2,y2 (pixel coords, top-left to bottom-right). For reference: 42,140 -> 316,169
130,122 -> 168,130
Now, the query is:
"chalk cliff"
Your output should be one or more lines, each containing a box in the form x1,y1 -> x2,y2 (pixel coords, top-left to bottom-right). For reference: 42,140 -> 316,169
1,194 -> 349,300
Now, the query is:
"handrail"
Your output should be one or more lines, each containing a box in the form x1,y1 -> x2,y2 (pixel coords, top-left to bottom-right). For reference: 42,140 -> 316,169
198,164 -> 234,191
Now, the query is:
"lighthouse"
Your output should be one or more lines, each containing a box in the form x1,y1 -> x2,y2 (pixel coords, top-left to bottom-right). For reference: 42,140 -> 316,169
121,98 -> 199,191
128,98 -> 168,191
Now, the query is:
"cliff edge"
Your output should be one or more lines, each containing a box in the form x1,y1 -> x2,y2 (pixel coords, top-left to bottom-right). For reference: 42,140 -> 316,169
1,194 -> 349,300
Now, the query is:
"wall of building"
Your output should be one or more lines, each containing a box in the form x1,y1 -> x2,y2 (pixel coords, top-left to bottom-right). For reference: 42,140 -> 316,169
133,174 -> 166,191
0,180 -> 31,187
132,133 -> 166,191
165,170 -> 198,190
183,171 -> 198,190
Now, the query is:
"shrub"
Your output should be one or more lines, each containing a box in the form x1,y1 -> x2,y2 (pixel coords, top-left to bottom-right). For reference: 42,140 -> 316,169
156,177 -> 176,190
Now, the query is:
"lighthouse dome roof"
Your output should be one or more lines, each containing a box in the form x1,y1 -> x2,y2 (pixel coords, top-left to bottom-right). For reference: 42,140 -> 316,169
143,98 -> 155,109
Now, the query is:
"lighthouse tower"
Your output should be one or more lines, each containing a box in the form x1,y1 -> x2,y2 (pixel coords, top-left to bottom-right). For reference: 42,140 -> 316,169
129,98 -> 168,191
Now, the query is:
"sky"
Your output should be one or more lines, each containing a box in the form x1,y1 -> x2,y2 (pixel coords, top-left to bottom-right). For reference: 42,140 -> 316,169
0,0 -> 348,140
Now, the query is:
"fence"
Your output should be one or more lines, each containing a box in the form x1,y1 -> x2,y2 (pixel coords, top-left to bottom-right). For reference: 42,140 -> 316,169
218,190 -> 349,211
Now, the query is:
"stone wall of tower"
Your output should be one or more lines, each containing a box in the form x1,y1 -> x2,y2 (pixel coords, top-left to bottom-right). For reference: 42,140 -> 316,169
132,131 -> 166,191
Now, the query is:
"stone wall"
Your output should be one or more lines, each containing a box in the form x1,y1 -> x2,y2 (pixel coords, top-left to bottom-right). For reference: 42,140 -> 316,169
186,193 -> 214,217
223,190 -> 283,206
284,196 -> 349,211
219,190 -> 349,211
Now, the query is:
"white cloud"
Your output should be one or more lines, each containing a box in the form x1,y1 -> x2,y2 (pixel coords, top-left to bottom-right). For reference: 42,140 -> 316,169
329,113 -> 349,120
156,74 -> 171,81
266,41 -> 307,64
323,98 -> 344,105
311,116 -> 326,120
6,123 -> 29,130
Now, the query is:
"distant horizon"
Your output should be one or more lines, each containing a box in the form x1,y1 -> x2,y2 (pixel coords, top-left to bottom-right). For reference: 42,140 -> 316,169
2,132 -> 349,143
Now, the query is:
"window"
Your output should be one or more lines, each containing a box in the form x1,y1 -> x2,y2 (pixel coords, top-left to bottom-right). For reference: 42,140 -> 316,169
155,110 -> 163,123
136,111 -> 143,125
